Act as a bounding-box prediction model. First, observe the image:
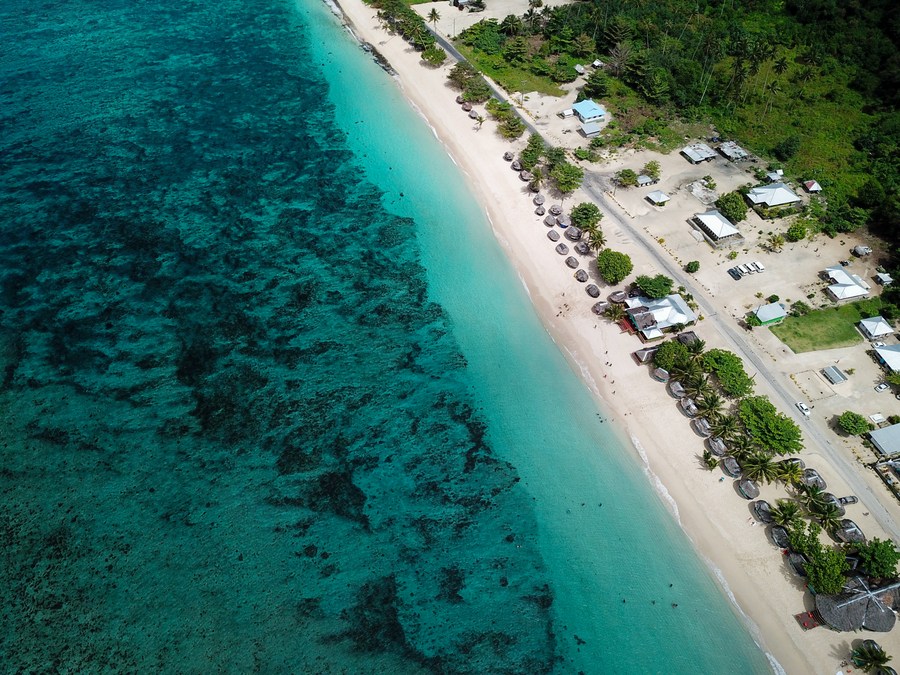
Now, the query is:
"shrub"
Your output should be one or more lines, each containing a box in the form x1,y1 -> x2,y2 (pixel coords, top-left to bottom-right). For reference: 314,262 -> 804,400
654,340 -> 690,371
767,294 -> 780,303
702,348 -> 755,398
715,192 -> 749,223
634,274 -> 674,299
422,45 -> 447,66
685,261 -> 700,273
615,169 -> 638,187
786,221 -> 807,242
838,410 -> 871,435
854,538 -> 900,579
596,249 -> 633,284
570,202 -> 603,229
642,160 -> 661,180
790,301 -> 811,316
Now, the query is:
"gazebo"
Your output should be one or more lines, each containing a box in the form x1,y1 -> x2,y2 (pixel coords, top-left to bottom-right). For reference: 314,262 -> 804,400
816,577 -> 900,632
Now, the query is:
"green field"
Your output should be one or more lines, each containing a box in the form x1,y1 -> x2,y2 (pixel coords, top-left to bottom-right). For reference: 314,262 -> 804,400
770,299 -> 883,353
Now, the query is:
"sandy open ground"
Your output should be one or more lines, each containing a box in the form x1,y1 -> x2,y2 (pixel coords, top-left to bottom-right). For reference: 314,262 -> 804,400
331,1 -> 900,671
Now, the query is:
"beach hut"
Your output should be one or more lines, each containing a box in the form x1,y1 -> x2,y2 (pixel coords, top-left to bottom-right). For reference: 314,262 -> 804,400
586,285 -> 600,298
533,194 -> 545,206
565,256 -> 579,269
816,577 -> 900,632
802,468 -> 827,490
511,160 -> 522,171
461,102 -> 473,112
535,205 -> 546,216
693,417 -> 712,437
822,493 -> 846,516
753,500 -> 774,523
722,456 -> 742,477
770,525 -> 790,549
788,553 -> 809,577
456,94 -> 465,104
519,171 -> 534,182
574,242 -> 591,255
555,243 -> 569,255
556,214 -> 571,228
836,519 -> 866,544
591,301 -> 610,315
652,367 -> 669,382
608,290 -> 628,303
544,215 -> 558,227
503,151 -> 514,161
574,269 -> 588,282
707,436 -> 727,457
737,478 -> 760,499
565,226 -> 582,241
549,204 -> 562,216
679,397 -> 699,417
547,230 -> 560,242
668,380 -> 686,398
633,346 -> 660,364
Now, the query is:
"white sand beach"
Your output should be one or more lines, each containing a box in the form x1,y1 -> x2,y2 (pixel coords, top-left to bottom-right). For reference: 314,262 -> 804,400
331,1 -> 900,671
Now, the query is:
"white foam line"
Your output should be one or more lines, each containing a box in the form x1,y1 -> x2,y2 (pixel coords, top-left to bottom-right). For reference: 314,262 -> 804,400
630,434 -> 681,525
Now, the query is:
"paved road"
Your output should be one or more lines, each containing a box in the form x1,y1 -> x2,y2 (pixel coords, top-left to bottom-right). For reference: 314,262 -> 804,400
582,171 -> 900,542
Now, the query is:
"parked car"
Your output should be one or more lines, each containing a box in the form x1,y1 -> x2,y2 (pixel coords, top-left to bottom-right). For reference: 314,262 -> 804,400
838,495 -> 859,506
840,260 -> 851,267
753,500 -> 774,523
770,525 -> 791,549
876,382 -> 889,392
795,402 -> 811,417
728,268 -> 742,281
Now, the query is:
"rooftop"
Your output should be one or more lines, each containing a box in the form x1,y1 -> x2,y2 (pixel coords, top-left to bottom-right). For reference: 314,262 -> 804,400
747,182 -> 801,208
860,315 -> 893,339
871,423 -> 900,456
718,141 -> 748,160
754,302 -> 787,323
681,143 -> 717,163
646,190 -> 670,205
875,344 -> 900,372
571,99 -> 605,121
625,294 -> 697,340
825,266 -> 870,300
693,210 -> 740,241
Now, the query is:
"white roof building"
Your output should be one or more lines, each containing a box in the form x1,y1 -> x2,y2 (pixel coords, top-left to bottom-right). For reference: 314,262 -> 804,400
692,210 -> 742,247
625,294 -> 697,341
871,423 -> 900,456
646,190 -> 670,205
718,141 -> 748,161
825,266 -> 870,301
860,316 -> 894,339
681,143 -> 717,163
876,345 -> 900,372
804,180 -> 822,193
747,183 -> 801,208
754,302 -> 788,324
580,122 -> 601,138
637,174 -> 656,187
766,169 -> 784,182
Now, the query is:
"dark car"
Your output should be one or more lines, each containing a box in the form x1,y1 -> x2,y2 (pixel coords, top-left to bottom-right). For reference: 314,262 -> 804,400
771,525 -> 790,549
838,495 -> 859,506
753,500 -> 774,523
728,267 -> 742,281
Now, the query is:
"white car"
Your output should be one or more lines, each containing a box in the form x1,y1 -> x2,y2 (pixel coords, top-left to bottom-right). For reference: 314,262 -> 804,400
876,383 -> 890,392
796,402 -> 811,417
874,341 -> 886,348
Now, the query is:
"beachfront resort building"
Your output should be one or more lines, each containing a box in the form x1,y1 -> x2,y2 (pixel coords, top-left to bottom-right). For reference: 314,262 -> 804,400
753,302 -> 787,326
746,183 -> 801,209
624,294 -> 697,341
571,99 -> 605,124
691,210 -> 743,248
824,266 -> 870,301
680,143 -> 716,164
860,316 -> 894,340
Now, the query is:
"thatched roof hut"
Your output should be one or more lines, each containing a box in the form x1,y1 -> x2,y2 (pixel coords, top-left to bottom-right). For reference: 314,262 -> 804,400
549,204 -> 562,216
707,437 -> 728,456
738,478 -> 760,499
591,301 -> 609,315
668,380 -> 686,398
652,367 -> 670,382
565,226 -> 583,241
693,417 -> 712,437
456,94 -> 465,104
574,269 -> 588,282
722,456 -> 742,477
802,468 -> 827,490
503,151 -> 514,161
770,525 -> 790,549
823,493 -> 846,516
586,284 -> 600,298
557,214 -> 572,228
547,230 -> 560,242
544,215 -> 557,227
555,243 -> 569,255
533,194 -> 545,206
574,241 -> 591,255
468,109 -> 479,119
634,346 -> 660,364
565,256 -> 579,269
676,331 -> 701,346
462,102 -> 473,112
679,397 -> 699,417
519,171 -> 534,182
608,290 -> 628,303
836,519 -> 866,544
816,577 -> 900,632
511,160 -> 522,171
535,205 -> 546,216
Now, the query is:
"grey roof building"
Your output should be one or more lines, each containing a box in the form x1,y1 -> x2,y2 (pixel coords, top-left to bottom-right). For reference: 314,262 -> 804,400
870,423 -> 900,457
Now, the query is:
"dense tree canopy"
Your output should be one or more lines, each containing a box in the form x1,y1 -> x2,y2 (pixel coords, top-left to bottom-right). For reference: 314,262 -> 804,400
654,339 -> 689,372
855,538 -> 900,580
570,202 -> 602,229
715,192 -> 749,224
596,249 -> 633,285
702,349 -> 755,398
838,410 -> 871,435
738,396 -> 803,456
633,274 -> 673,299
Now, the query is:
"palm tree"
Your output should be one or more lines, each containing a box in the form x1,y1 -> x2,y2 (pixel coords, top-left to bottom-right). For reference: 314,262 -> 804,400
767,233 -> 785,252
427,8 -> 440,31
770,499 -> 803,528
798,483 -> 827,510
587,227 -> 606,252
475,115 -> 485,131
742,452 -> 779,483
499,14 -> 523,37
670,361 -> 702,385
604,304 -> 626,322
851,641 -> 892,673
709,414 -> 741,442
815,502 -> 844,534
696,392 -> 724,419
729,434 -> 758,462
685,339 -> 706,361
683,373 -> 712,400
776,460 -> 804,486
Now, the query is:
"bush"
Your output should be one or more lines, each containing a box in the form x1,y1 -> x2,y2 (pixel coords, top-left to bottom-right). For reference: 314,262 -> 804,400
519,133 -> 544,170
596,249 -> 633,284
499,117 -> 526,139
654,340 -> 690,371
790,300 -> 811,316
422,45 -> 447,66
615,169 -> 638,187
715,192 -> 749,223
786,221 -> 807,242
854,538 -> 900,579
570,202 -> 603,229
838,410 -> 871,435
767,294 -> 780,303
702,348 -> 755,398
634,274 -> 674,299
773,135 -> 801,161
685,261 -> 700,273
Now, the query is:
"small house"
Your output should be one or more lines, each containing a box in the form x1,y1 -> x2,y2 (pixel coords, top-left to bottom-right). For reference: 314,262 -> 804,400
718,141 -> 748,161
746,183 -> 801,209
580,122 -> 601,138
646,190 -> 670,206
870,423 -> 900,456
766,169 -> 784,183
821,365 -> 848,385
875,344 -> 900,372
876,272 -> 893,286
681,143 -> 716,164
825,266 -> 870,301
804,180 -> 822,193
859,316 -> 893,340
853,245 -> 873,256
624,294 -> 697,341
591,59 -> 603,68
692,210 -> 743,247
753,302 -> 787,326
571,99 -> 605,124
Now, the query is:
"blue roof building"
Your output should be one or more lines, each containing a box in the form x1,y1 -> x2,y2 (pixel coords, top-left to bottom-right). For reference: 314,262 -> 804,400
571,99 -> 605,123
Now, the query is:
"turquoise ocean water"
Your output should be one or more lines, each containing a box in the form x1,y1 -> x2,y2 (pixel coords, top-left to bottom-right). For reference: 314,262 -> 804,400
0,0 -> 770,671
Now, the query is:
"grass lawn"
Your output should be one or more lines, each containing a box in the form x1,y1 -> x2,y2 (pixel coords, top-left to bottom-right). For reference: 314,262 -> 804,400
770,299 -> 883,353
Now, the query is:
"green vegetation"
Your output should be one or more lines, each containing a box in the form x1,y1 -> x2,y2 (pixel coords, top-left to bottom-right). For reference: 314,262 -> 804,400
838,410 -> 871,436
422,45 -> 447,66
633,274 -> 673,299
570,202 -> 602,229
785,221 -> 807,242
714,192 -> 748,224
551,161 -> 584,197
805,546 -> 850,595
371,0 -> 435,51
771,298 -> 884,353
642,160 -> 661,181
596,249 -> 633,285
615,168 -> 638,187
654,339 -> 689,372
702,348 -> 755,398
854,538 -> 900,580
738,396 -> 803,456
851,642 -> 893,673
684,260 -> 700,273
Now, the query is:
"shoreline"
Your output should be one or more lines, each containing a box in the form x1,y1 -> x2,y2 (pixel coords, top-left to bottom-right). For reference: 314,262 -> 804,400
323,1 -> 899,672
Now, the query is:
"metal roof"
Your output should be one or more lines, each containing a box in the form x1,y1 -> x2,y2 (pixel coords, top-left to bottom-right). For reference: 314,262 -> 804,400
870,423 -> 900,456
